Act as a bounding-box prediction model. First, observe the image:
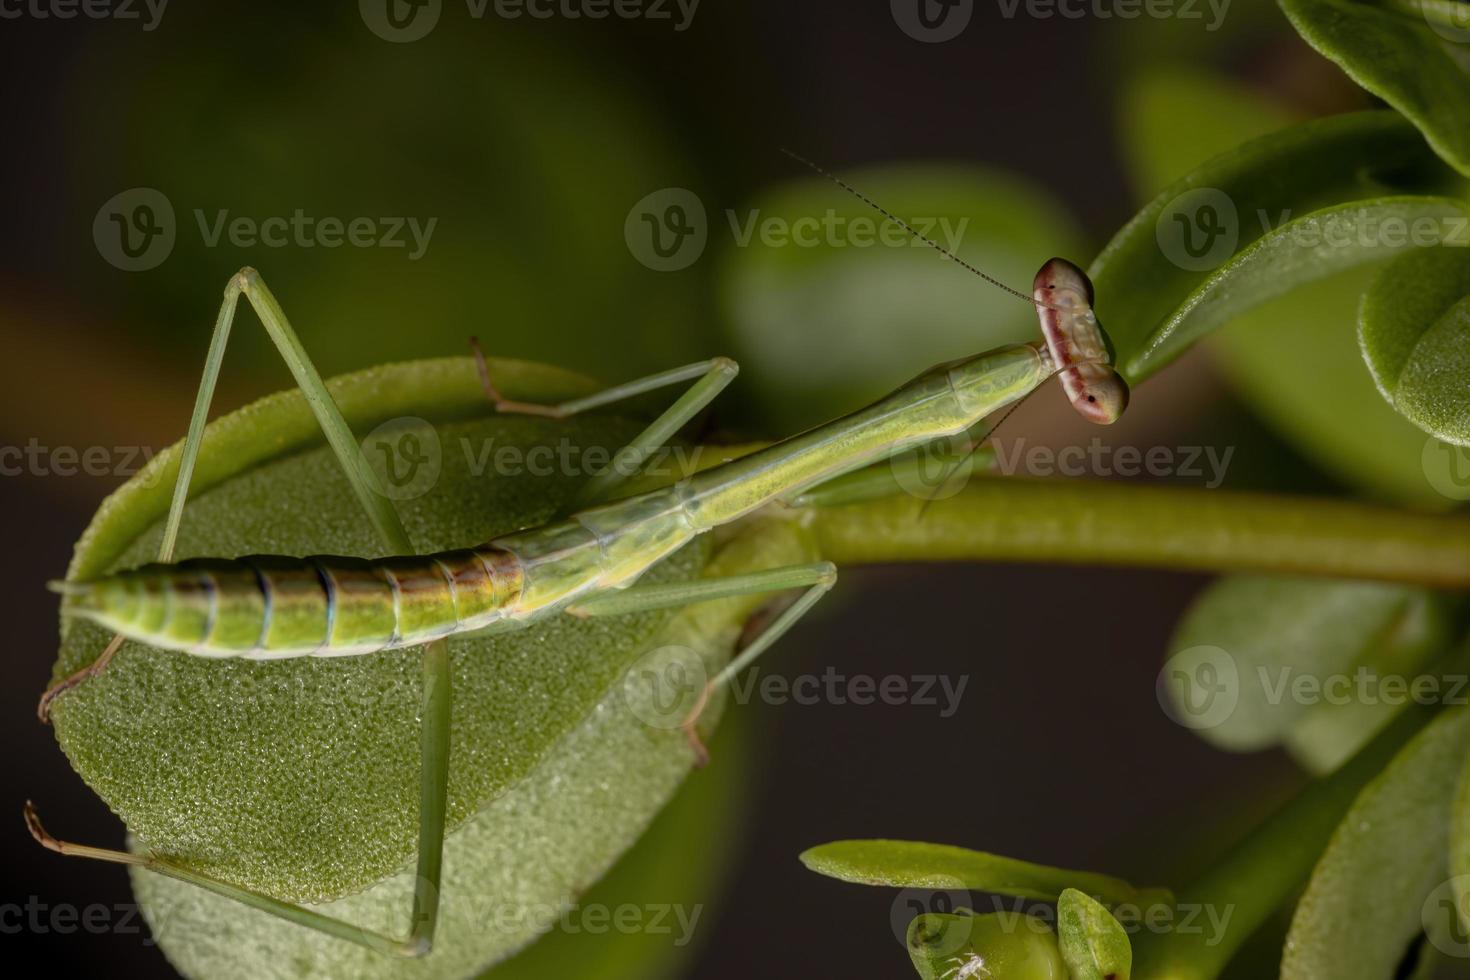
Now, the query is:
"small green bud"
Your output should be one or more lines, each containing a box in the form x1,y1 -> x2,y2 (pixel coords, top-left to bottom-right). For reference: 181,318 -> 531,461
907,911 -> 1067,979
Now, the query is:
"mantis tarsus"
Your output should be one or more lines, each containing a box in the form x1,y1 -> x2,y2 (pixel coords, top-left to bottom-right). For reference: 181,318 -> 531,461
28,166 -> 1129,958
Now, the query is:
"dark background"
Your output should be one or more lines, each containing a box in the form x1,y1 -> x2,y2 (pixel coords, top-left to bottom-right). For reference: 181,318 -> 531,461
0,1 -> 1363,976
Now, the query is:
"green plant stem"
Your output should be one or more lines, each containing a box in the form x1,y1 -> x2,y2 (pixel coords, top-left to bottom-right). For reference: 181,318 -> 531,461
808,478 -> 1470,589
1130,705 -> 1437,980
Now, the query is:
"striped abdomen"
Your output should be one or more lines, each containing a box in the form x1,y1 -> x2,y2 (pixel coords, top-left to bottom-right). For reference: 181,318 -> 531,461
58,549 -> 524,659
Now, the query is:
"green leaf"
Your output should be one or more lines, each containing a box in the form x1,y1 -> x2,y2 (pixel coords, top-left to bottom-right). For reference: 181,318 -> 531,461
799,840 -> 1168,909
907,912 -> 1067,980
1126,195 -> 1469,380
1057,888 -> 1132,980
1281,708 -> 1470,980
1211,264 -> 1470,508
482,715 -> 752,980
718,165 -> 1081,430
1280,0 -> 1470,177
1163,575 -> 1453,762
1446,742 -> 1470,961
1087,110 -> 1452,379
51,358 -> 814,973
1360,246 -> 1470,446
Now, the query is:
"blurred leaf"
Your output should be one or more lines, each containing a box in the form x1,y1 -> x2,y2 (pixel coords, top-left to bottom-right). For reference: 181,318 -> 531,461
54,358 -> 813,975
1360,246 -> 1470,446
1211,264 -> 1469,507
907,912 -> 1067,980
1280,0 -> 1470,176
1118,67 -> 1297,200
1281,708 -> 1470,980
719,165 -> 1081,429
1057,888 -> 1133,980
799,840 -> 1167,908
1165,576 -> 1454,759
1089,110 -> 1449,379
72,13 -> 707,381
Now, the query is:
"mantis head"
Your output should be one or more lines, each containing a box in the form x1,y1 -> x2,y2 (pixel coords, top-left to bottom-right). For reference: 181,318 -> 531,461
1032,257 -> 1130,425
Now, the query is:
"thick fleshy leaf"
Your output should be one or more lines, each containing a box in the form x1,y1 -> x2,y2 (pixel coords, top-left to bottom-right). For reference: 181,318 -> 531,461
1360,246 -> 1470,446
907,912 -> 1066,980
1123,195 -> 1470,380
1057,888 -> 1132,980
1112,72 -> 1465,506
1212,263 -> 1470,508
799,840 -> 1167,908
1281,708 -> 1470,979
1280,0 -> 1470,177
718,165 -> 1081,429
49,358 -> 811,974
481,716 -> 752,980
1164,575 -> 1454,764
1088,110 -> 1451,379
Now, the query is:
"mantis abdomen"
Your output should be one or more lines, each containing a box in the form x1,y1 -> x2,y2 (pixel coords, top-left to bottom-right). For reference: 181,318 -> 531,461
57,549 -> 526,659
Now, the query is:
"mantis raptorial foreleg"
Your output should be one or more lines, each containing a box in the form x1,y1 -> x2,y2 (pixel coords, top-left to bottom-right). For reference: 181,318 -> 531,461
31,268 -> 449,957
572,561 -> 838,764
472,339 -> 738,506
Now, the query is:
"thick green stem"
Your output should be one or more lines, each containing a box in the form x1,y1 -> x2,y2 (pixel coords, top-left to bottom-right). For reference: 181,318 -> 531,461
1130,705 -> 1437,979
808,478 -> 1470,589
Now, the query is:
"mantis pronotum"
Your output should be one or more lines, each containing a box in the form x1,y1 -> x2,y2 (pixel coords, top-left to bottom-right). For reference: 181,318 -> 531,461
28,162 -> 1129,957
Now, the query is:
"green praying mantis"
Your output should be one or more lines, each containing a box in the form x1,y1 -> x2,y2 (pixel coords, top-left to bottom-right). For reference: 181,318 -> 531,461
27,159 -> 1130,958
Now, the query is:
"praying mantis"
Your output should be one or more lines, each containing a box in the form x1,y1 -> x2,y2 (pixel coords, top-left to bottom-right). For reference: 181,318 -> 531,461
27,161 -> 1130,959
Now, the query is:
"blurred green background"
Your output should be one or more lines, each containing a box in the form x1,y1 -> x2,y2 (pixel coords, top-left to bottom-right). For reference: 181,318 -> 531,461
2,2 -> 1447,978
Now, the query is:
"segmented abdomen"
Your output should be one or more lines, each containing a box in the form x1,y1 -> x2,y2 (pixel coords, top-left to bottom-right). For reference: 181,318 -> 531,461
65,548 -> 524,659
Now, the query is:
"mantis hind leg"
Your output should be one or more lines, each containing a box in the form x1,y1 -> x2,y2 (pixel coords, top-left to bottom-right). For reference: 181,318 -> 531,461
570,561 -> 838,764
32,268 -> 450,957
471,339 -> 738,507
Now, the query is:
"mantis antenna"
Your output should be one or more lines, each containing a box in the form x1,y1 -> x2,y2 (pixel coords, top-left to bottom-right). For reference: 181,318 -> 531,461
779,148 -> 1064,312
